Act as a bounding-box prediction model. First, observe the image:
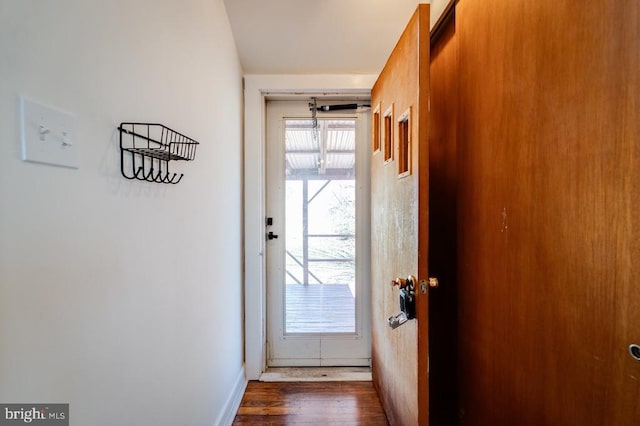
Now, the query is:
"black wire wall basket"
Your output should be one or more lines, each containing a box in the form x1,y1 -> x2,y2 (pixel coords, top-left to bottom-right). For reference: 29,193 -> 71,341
118,122 -> 199,184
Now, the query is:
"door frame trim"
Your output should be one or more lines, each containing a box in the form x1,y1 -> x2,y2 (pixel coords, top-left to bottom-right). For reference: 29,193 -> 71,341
243,74 -> 376,379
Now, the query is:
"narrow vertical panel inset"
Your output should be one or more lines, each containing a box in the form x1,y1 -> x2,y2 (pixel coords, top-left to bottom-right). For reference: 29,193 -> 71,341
383,105 -> 394,163
397,107 -> 411,177
372,104 -> 381,153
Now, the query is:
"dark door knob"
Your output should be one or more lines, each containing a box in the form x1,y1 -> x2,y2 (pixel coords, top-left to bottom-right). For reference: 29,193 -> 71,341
630,344 -> 640,361
267,231 -> 278,240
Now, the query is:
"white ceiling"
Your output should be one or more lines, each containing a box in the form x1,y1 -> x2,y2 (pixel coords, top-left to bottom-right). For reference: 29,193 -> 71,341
223,0 -> 425,75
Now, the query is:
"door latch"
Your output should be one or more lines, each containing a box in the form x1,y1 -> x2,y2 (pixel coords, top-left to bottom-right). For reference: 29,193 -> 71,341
267,231 -> 278,240
419,277 -> 439,293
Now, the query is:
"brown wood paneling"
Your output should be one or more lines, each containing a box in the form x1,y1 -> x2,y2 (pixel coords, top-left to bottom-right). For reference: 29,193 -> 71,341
233,381 -> 388,425
456,0 -> 640,424
370,4 -> 430,425
428,8 -> 459,426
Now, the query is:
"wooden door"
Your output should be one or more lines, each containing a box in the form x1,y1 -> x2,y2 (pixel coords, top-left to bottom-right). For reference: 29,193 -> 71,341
455,0 -> 640,424
370,5 -> 430,425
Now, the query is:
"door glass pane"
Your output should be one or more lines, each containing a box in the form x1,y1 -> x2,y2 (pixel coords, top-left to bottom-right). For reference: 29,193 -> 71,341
284,118 -> 356,334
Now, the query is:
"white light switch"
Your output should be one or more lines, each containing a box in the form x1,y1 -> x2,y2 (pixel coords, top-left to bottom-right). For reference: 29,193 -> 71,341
20,96 -> 78,169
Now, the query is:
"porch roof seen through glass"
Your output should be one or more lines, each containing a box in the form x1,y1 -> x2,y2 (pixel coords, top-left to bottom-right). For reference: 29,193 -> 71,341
285,119 -> 356,178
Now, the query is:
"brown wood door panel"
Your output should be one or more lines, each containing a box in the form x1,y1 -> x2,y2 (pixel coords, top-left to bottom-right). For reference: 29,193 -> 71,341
456,0 -> 640,424
370,4 -> 430,425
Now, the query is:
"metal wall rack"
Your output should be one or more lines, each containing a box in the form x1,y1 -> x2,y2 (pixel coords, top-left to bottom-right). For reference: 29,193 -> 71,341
118,122 -> 199,184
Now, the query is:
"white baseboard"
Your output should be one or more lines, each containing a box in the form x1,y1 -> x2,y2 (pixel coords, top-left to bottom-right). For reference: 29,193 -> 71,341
215,365 -> 247,426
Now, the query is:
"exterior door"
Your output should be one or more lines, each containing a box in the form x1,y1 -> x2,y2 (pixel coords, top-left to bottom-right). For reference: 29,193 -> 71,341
370,5 -> 430,426
265,99 -> 371,367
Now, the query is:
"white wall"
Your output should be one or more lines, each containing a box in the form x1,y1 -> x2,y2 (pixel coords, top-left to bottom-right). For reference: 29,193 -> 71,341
430,0 -> 454,29
0,1 -> 245,425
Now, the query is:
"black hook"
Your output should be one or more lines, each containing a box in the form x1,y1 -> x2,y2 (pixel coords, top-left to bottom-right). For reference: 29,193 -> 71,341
134,165 -> 145,179
169,173 -> 183,184
143,167 -> 155,181
152,163 -> 165,183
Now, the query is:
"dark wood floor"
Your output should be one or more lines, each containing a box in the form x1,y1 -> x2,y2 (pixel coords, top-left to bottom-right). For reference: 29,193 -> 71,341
233,381 -> 389,425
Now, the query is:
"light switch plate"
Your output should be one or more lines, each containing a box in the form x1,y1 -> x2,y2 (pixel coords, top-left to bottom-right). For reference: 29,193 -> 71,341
20,96 -> 78,169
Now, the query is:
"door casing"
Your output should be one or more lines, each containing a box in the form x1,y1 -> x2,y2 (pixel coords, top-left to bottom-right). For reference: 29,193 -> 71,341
242,76 -> 376,380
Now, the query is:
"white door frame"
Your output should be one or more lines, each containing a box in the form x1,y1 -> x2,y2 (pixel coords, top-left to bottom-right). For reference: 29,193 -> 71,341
243,74 -> 377,380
